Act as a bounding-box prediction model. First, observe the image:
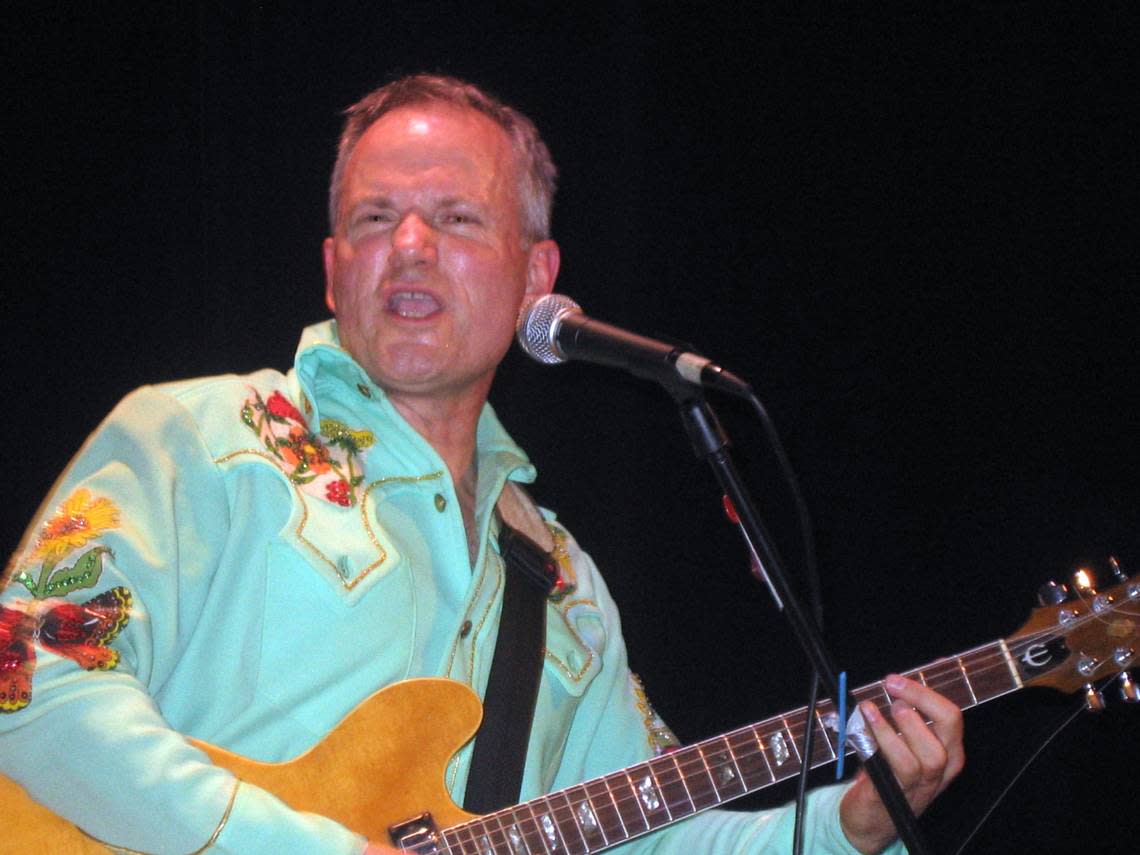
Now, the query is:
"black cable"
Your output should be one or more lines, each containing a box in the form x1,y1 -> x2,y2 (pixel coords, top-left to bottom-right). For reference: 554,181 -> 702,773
745,392 -> 825,855
953,694 -> 1090,855
793,671 -> 822,854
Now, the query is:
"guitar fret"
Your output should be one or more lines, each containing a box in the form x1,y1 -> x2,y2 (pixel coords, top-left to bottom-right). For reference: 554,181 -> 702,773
667,751 -> 700,814
438,827 -> 462,855
647,753 -> 692,819
783,715 -> 805,767
678,744 -> 720,810
543,803 -> 570,853
813,707 -> 837,760
608,770 -> 649,837
748,724 -> 776,783
957,657 -> 979,707
583,777 -> 627,843
723,729 -> 771,790
761,720 -> 798,777
962,641 -> 1022,702
525,801 -> 559,854
457,820 -> 497,855
421,617 -> 1095,852
480,811 -> 514,855
509,804 -> 549,855
701,737 -> 746,799
998,639 -> 1024,689
644,762 -> 672,823
550,790 -> 589,854
621,770 -> 654,830
877,681 -> 893,709
437,829 -> 469,855
565,783 -> 608,850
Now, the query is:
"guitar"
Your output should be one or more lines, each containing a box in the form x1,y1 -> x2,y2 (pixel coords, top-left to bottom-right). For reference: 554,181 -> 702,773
2,568 -> 1136,853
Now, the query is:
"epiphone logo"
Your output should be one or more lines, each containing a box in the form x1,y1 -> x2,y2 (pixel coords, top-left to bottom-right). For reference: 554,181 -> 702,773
1017,636 -> 1069,675
1020,643 -> 1053,668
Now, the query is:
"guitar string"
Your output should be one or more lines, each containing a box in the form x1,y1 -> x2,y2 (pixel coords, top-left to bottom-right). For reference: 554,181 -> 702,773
447,626 -> 1137,855
446,641 -> 1127,855
445,596 -> 1138,852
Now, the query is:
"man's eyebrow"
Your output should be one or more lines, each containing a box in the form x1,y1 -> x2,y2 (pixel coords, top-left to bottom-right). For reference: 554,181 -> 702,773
350,194 -> 396,209
437,195 -> 486,208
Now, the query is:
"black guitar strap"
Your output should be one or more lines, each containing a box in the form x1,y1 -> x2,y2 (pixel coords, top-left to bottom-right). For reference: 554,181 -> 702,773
462,517 -> 557,814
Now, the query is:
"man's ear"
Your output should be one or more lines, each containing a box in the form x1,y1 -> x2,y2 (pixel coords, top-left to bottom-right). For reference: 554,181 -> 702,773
322,236 -> 337,312
524,239 -> 561,300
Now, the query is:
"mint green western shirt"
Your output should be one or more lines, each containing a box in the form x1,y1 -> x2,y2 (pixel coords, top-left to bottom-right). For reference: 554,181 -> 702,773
1,322 -> 880,854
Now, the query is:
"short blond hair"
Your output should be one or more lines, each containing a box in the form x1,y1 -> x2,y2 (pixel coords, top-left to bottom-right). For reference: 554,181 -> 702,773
329,74 -> 558,244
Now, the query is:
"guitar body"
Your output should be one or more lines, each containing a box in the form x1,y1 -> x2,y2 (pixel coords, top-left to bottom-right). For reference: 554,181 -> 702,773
0,678 -> 483,851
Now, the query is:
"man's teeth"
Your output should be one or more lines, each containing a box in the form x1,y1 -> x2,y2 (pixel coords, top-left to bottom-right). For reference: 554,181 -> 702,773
388,291 -> 441,318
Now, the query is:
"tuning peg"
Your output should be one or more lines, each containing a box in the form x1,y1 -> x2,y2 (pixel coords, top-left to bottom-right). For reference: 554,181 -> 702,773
1083,683 -> 1106,712
1108,556 -> 1127,582
1072,567 -> 1097,595
1120,672 -> 1140,703
1037,580 -> 1069,606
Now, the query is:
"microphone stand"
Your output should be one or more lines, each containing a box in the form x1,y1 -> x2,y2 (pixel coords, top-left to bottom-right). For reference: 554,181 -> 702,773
670,387 -> 933,855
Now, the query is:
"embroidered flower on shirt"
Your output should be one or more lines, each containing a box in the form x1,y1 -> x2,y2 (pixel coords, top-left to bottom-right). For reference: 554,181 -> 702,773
0,587 -> 133,713
10,489 -> 120,601
240,389 -> 375,507
265,390 -> 304,423
279,427 -> 333,477
28,489 -> 119,565
325,479 -> 351,507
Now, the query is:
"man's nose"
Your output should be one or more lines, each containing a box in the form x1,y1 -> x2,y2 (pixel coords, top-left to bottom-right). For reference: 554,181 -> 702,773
392,212 -> 437,264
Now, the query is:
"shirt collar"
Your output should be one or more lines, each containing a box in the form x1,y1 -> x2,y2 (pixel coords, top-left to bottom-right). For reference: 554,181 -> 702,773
288,319 -> 536,489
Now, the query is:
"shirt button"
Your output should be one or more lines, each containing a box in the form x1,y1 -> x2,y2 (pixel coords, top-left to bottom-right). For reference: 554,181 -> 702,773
459,619 -> 473,638
434,493 -> 447,512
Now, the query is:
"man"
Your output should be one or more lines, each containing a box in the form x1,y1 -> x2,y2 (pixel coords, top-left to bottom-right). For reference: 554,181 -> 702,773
1,74 -> 962,854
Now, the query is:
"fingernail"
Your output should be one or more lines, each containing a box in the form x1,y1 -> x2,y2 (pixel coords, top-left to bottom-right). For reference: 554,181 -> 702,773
861,701 -> 881,723
885,675 -> 905,693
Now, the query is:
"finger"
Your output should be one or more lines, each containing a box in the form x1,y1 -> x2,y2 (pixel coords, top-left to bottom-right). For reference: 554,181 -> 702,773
884,675 -> 962,739
859,700 -> 921,787
884,675 -> 965,778
889,698 -> 948,785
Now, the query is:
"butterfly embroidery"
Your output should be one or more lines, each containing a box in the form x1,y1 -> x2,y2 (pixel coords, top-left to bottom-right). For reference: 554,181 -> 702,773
0,587 -> 132,713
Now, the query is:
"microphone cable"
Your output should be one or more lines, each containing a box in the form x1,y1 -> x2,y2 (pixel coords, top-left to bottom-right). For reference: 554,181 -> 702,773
740,391 -> 824,855
952,692 -> 1089,855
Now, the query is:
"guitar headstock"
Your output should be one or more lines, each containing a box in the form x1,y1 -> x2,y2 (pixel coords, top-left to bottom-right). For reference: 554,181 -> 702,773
1006,558 -> 1140,704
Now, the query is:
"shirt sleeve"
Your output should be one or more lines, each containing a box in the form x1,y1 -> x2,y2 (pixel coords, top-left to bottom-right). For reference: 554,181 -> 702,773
542,528 -> 905,855
0,386 -> 367,855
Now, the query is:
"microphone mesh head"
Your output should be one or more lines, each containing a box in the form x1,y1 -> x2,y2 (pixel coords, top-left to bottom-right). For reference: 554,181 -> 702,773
515,293 -> 581,364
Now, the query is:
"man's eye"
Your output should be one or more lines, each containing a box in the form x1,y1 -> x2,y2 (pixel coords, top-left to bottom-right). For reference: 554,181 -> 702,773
444,213 -> 478,225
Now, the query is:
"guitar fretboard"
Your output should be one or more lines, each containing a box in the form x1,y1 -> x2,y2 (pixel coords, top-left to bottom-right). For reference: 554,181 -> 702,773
426,637 -> 1026,854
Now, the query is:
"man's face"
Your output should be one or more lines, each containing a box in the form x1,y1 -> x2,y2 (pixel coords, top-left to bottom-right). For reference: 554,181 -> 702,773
323,103 -> 559,407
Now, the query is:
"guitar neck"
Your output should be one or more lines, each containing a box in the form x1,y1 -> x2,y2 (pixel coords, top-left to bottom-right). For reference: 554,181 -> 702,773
432,638 -> 1026,854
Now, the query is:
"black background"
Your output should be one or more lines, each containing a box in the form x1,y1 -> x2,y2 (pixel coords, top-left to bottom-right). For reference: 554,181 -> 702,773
5,3 -> 1138,853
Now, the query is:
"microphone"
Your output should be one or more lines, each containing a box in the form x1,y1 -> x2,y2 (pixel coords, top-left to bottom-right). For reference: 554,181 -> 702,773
515,293 -> 751,396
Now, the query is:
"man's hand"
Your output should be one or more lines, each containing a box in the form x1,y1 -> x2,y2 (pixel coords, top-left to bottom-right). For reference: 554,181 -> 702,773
839,674 -> 965,854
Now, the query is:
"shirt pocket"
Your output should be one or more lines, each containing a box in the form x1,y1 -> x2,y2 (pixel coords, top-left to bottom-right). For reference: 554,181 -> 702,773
251,534 -> 416,755
529,598 -> 607,789
543,598 -> 605,695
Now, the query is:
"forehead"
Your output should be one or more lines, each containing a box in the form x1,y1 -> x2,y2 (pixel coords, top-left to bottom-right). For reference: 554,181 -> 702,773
344,103 -> 516,196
